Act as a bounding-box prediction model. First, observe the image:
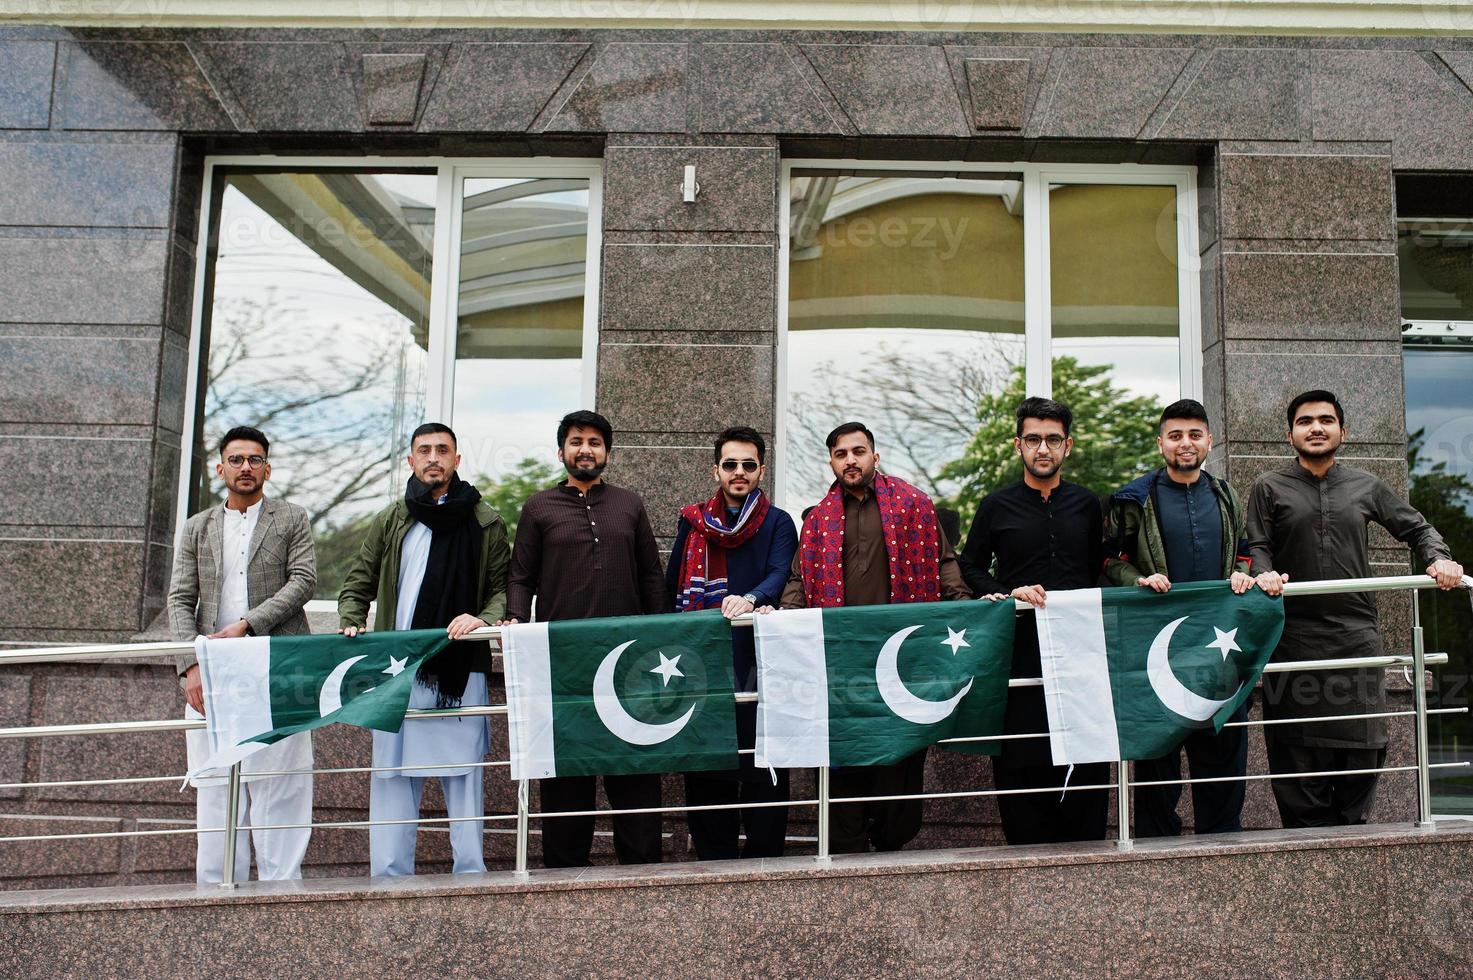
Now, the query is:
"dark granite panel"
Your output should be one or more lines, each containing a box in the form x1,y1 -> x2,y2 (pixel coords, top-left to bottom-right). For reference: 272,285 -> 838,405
156,334 -> 188,435
601,244 -> 775,335
0,139 -> 177,229
0,40 -> 55,129
0,437 -> 151,528
200,42 -> 361,132
146,435 -> 181,539
56,41 -> 234,132
1219,251 -> 1399,341
694,43 -> 843,135
598,343 -> 774,434
801,44 -> 968,138
1197,149 -> 1219,254
141,540 -> 173,630
0,676 -> 30,801
0,337 -> 160,426
1034,46 -> 1192,139
603,145 -> 776,233
1311,49 -> 1473,171
547,43 -> 687,134
38,676 -> 186,804
0,539 -> 144,631
605,446 -> 721,540
1200,244 -> 1222,352
1155,48 -> 1305,141
1218,151 -> 1393,242
1224,345 -> 1405,444
963,58 -> 1030,131
0,237 -> 168,327
421,43 -> 588,133
363,53 -> 425,126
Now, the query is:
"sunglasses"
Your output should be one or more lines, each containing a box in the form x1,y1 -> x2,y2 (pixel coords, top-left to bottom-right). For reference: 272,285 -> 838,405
719,459 -> 760,473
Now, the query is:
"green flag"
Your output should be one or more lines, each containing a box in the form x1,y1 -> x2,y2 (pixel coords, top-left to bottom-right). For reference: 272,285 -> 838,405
752,599 -> 1015,768
502,610 -> 738,779
189,629 -> 451,777
1034,582 -> 1285,765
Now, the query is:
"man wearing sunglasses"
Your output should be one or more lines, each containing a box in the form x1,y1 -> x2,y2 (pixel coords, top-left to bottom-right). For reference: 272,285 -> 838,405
167,425 -> 317,883
667,426 -> 799,860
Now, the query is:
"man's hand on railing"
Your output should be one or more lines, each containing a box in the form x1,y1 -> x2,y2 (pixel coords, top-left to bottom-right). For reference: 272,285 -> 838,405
1229,571 -> 1255,595
1428,559 -> 1465,590
339,626 -> 364,638
1255,571 -> 1289,596
448,615 -> 488,640
207,619 -> 250,640
1137,573 -> 1171,593
182,664 -> 205,715
1011,584 -> 1047,608
494,618 -> 519,627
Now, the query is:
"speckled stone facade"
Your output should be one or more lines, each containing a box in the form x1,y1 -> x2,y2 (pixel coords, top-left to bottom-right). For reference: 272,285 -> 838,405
0,24 -> 1465,885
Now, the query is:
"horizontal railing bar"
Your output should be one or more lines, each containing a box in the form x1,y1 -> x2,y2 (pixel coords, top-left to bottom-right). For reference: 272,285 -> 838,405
1127,761 -> 1471,790
0,758 -> 517,791
0,811 -> 524,845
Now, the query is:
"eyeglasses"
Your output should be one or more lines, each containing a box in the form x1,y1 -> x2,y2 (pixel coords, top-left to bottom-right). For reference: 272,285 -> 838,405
225,454 -> 267,469
720,459 -> 760,473
1020,435 -> 1066,450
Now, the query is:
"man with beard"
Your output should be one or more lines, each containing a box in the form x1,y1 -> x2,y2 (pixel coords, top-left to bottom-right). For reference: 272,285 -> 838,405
960,397 -> 1108,845
1103,399 -> 1256,837
1248,390 -> 1462,827
338,422 -> 511,876
502,410 -> 670,866
777,421 -> 973,853
667,426 -> 798,859
168,425 -> 316,883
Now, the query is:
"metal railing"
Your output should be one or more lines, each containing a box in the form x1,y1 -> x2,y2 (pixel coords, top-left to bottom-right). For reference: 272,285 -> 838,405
0,574 -> 1468,885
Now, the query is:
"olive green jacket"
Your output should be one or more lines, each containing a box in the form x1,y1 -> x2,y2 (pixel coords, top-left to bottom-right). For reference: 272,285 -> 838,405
337,499 -> 510,632
1103,468 -> 1249,586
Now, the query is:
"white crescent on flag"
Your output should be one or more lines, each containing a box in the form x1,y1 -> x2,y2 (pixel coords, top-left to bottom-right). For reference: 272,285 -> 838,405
593,640 -> 696,746
875,625 -> 974,725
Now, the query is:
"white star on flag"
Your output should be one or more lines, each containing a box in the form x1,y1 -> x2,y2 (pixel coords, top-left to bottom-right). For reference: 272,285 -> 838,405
1205,627 -> 1241,661
941,627 -> 970,655
382,655 -> 408,677
649,651 -> 685,687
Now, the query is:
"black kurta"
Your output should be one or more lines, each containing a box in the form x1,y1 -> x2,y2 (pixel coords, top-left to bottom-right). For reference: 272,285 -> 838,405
1246,460 -> 1451,748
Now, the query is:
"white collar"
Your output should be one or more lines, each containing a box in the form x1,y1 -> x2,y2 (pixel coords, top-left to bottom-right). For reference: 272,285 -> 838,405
222,498 -> 264,519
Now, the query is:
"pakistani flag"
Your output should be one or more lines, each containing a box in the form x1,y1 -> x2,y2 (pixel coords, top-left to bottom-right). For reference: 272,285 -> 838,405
753,599 -> 1015,769
1035,581 -> 1285,766
188,629 -> 451,778
502,610 -> 738,780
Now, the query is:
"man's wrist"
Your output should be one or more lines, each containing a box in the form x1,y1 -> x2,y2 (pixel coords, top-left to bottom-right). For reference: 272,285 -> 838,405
741,593 -> 758,605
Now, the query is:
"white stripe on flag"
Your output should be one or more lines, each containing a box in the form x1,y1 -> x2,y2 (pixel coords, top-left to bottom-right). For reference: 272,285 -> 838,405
753,608 -> 830,769
502,622 -> 557,780
1035,589 -> 1121,766
191,634 -> 274,778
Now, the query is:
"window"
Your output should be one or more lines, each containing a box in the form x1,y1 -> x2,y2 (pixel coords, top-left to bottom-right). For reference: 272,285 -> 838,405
182,159 -> 602,600
779,162 -> 1200,529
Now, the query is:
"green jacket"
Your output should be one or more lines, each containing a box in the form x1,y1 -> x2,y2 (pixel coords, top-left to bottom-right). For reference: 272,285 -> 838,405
1103,468 -> 1249,586
337,499 -> 510,632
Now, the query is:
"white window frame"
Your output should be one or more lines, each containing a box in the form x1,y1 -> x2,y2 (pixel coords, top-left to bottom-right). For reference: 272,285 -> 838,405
776,158 -> 1202,510
175,155 -> 604,558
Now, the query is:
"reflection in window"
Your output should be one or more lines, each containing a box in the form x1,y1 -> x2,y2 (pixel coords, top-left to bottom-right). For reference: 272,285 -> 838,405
199,171 -> 436,598
785,173 -> 1026,530
1399,219 -> 1473,322
452,177 -> 591,534
1049,184 -> 1181,497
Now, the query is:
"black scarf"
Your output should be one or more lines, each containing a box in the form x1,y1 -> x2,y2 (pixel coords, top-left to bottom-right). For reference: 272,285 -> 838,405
405,473 -> 486,708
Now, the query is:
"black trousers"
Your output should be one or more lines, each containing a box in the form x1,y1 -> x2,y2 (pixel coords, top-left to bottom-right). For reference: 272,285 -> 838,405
1266,738 -> 1385,828
684,702 -> 789,860
1134,704 -> 1249,837
829,748 -> 927,853
993,758 -> 1110,845
538,773 -> 663,868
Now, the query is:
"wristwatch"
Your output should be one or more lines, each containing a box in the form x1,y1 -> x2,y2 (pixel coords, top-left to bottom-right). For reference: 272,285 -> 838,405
742,593 -> 758,605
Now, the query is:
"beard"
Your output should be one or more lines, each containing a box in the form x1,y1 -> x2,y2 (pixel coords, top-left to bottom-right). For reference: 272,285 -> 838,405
1166,454 -> 1203,473
564,457 -> 607,481
1023,457 -> 1060,480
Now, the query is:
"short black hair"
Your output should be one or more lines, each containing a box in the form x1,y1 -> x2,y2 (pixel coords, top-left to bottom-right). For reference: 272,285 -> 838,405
558,410 -> 613,450
714,426 -> 766,464
1286,390 -> 1345,428
219,425 -> 269,458
825,421 -> 875,451
410,422 -> 457,449
1015,397 -> 1073,437
1159,398 -> 1210,431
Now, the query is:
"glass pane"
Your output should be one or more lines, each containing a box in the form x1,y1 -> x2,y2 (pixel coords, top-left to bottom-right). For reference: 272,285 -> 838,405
785,173 -> 1026,535
200,170 -> 435,599
1399,219 -> 1473,321
452,177 -> 591,533
1049,183 -> 1181,498
1403,344 -> 1473,813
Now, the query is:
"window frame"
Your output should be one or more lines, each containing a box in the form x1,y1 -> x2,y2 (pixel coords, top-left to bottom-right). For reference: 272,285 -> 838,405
176,154 -> 604,561
776,158 -> 1202,511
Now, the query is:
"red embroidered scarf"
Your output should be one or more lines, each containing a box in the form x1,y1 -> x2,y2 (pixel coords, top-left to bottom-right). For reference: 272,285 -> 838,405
798,473 -> 942,607
675,489 -> 771,612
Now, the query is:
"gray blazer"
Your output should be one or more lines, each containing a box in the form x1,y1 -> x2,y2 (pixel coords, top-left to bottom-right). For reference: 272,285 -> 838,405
166,497 -> 317,674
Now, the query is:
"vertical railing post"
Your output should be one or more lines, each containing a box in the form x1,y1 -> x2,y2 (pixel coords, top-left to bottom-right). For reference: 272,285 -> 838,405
514,779 -> 530,877
1116,759 -> 1133,851
220,761 -> 242,888
816,767 -> 831,865
1412,592 -> 1434,828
